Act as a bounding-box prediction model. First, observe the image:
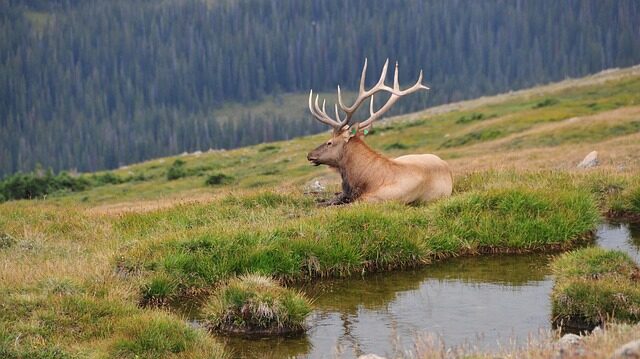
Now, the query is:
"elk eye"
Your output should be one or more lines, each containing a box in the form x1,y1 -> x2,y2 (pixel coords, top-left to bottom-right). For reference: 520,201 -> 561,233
327,140 -> 333,146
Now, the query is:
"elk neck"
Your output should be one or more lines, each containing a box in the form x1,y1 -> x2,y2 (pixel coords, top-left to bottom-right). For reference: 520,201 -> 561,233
337,137 -> 396,197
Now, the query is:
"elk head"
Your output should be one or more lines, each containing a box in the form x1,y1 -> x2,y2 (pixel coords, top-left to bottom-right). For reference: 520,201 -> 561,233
306,59 -> 429,168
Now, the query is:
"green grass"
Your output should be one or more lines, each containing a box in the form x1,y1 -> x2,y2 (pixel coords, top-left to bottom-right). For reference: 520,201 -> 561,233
0,291 -> 225,358
440,128 -> 504,148
118,185 -> 599,300
551,247 -> 640,328
203,274 -> 312,335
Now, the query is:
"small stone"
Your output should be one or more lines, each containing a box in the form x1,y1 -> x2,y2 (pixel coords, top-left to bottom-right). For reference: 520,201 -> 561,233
612,340 -> 640,359
358,355 -> 386,359
591,326 -> 603,336
577,150 -> 598,168
305,179 -> 326,194
559,333 -> 582,346
193,150 -> 202,156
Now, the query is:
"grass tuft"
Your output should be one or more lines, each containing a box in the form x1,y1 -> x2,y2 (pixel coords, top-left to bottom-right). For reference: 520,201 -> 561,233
0,232 -> 15,249
203,274 -> 312,335
112,312 -> 220,358
140,275 -> 178,307
551,247 -> 640,329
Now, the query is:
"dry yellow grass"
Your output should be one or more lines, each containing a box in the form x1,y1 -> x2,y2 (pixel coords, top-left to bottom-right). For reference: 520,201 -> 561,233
410,323 -> 640,359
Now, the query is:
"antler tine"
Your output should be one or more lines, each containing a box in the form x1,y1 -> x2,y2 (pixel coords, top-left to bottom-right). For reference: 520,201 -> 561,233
393,61 -> 400,90
308,90 -> 343,129
359,62 -> 430,128
334,104 -> 342,124
358,57 -> 368,92
369,94 -> 375,117
337,58 -> 404,123
337,57 -> 369,114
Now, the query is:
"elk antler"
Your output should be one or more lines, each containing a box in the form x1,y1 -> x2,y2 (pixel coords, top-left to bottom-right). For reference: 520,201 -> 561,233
308,59 -> 429,131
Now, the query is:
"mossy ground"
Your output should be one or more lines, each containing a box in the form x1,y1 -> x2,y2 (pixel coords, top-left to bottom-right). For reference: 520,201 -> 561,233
551,247 -> 640,330
1,66 -> 640,357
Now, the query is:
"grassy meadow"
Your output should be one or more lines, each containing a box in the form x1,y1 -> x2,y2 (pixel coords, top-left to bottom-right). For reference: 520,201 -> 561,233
1,65 -> 640,357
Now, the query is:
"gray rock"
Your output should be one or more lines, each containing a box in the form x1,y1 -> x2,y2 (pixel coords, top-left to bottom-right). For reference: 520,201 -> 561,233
591,326 -> 603,336
577,150 -> 598,168
559,333 -> 582,346
612,340 -> 640,359
358,355 -> 386,359
305,179 -> 326,194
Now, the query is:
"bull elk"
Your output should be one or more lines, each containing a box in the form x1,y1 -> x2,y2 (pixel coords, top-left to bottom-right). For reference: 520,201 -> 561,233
306,59 -> 453,205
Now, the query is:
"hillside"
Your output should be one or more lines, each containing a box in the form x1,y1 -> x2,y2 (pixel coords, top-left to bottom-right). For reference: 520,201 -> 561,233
2,0 -> 640,176
35,64 -> 640,210
1,66 -> 640,358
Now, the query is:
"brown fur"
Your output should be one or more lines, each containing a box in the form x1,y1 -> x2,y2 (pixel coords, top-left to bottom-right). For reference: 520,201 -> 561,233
308,129 -> 453,204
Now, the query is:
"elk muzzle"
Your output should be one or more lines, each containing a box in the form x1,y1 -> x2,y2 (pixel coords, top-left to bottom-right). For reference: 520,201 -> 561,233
307,150 -> 321,166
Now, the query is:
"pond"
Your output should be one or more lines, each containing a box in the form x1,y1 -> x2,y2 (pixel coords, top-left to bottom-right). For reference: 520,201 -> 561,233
213,221 -> 640,358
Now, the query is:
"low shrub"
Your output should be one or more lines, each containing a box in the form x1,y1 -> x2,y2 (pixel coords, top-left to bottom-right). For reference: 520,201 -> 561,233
440,129 -> 503,148
456,112 -> 485,124
91,172 -> 124,185
258,145 -> 280,152
0,170 -> 92,201
533,98 -> 559,108
166,159 -> 187,180
205,173 -> 234,186
384,142 -> 409,150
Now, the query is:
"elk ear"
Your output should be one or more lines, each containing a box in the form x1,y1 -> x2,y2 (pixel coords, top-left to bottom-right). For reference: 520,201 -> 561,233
344,123 -> 359,142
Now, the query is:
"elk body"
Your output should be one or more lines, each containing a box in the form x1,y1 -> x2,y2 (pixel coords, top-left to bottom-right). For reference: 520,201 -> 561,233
306,59 -> 453,205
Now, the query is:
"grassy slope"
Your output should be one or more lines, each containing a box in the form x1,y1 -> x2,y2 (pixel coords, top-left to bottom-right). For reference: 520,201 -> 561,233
1,65 -> 640,357
51,65 -> 640,207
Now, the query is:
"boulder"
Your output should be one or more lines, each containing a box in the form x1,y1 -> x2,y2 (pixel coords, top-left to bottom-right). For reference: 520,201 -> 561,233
612,340 -> 640,359
358,355 -> 386,359
577,151 -> 598,168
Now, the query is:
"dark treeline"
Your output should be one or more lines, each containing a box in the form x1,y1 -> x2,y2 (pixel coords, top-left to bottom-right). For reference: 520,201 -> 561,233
1,0 -> 640,176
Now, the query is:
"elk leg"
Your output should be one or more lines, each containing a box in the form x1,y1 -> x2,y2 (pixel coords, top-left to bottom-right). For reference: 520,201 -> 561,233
317,192 -> 352,206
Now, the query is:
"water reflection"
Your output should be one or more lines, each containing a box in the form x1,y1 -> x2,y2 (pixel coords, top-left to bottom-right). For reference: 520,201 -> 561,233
597,221 -> 640,263
218,222 -> 638,358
